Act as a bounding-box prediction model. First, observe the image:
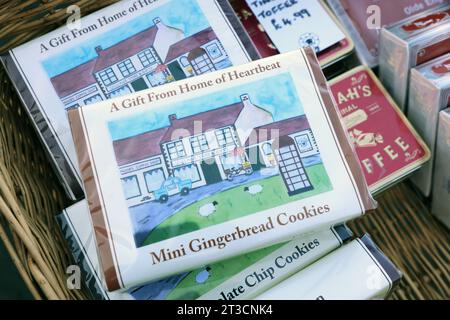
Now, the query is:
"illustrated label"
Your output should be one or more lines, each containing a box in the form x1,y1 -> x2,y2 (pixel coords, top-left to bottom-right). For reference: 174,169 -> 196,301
401,8 -> 450,33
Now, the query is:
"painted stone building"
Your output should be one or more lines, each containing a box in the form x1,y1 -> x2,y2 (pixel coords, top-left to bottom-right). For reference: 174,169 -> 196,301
113,95 -> 320,207
50,18 -> 231,109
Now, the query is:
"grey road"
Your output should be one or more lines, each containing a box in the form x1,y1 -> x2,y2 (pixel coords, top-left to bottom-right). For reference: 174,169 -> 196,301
130,170 -> 275,246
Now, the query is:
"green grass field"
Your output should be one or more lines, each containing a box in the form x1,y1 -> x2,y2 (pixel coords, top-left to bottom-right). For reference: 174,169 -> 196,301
165,242 -> 284,300
143,164 -> 332,246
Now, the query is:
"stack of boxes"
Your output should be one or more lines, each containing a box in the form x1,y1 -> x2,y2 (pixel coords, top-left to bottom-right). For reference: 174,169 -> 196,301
378,6 -> 450,228
2,0 -> 449,300
328,0 -> 450,226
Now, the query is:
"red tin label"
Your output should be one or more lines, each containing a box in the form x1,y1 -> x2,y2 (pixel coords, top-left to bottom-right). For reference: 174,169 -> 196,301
432,57 -> 450,74
416,37 -> 450,65
401,9 -> 450,32
330,68 -> 430,191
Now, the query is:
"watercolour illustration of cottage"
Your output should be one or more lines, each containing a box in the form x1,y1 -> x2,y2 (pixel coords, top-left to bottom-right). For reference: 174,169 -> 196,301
44,4 -> 232,109
108,75 -> 334,248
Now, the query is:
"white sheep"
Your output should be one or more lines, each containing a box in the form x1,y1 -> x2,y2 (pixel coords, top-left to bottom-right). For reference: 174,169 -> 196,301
195,267 -> 211,284
244,184 -> 263,195
198,201 -> 218,217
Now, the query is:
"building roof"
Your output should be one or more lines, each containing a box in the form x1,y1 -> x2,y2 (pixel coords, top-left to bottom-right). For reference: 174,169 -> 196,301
50,26 -> 158,98
113,127 -> 168,167
50,59 -> 97,98
50,25 -> 217,99
93,26 -> 158,73
244,115 -> 311,146
113,104 -> 311,167
164,27 -> 216,63
113,101 -> 244,166
160,102 -> 244,143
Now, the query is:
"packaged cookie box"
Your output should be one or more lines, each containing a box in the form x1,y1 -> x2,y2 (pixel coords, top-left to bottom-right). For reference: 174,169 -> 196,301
67,49 -> 375,291
1,0 -> 258,200
58,200 -> 352,300
255,235 -> 402,300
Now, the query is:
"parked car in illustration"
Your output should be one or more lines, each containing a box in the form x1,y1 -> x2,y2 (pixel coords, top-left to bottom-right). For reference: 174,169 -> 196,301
153,177 -> 192,203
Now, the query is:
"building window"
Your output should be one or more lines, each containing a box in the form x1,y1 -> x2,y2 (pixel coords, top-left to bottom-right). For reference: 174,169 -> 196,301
138,49 -> 157,67
167,141 -> 186,160
121,175 -> 141,199
180,56 -> 190,67
109,86 -> 132,98
98,68 -> 118,86
66,103 -> 80,110
295,134 -> 314,153
190,135 -> 209,153
118,59 -> 136,77
144,168 -> 165,193
262,143 -> 273,156
146,70 -> 169,87
174,164 -> 201,183
84,94 -> 103,105
206,43 -> 223,60
215,128 -> 234,146
190,53 -> 215,75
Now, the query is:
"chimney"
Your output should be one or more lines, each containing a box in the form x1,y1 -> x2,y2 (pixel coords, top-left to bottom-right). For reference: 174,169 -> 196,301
240,94 -> 251,107
153,17 -> 162,28
169,114 -> 177,124
95,46 -> 103,54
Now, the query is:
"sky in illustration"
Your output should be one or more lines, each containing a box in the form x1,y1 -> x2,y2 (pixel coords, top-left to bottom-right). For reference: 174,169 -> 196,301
42,0 -> 210,77
108,73 -> 305,141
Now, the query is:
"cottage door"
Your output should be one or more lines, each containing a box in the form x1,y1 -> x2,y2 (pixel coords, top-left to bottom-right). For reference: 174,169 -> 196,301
167,61 -> 187,81
200,161 -> 222,185
131,78 -> 148,91
274,136 -> 314,196
246,146 -> 263,171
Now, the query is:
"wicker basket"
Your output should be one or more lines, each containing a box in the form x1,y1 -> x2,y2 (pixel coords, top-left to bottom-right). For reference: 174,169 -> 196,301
0,0 -> 448,300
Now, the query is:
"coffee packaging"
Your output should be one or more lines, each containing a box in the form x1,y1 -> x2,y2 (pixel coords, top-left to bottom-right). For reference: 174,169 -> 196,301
330,66 -> 430,195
